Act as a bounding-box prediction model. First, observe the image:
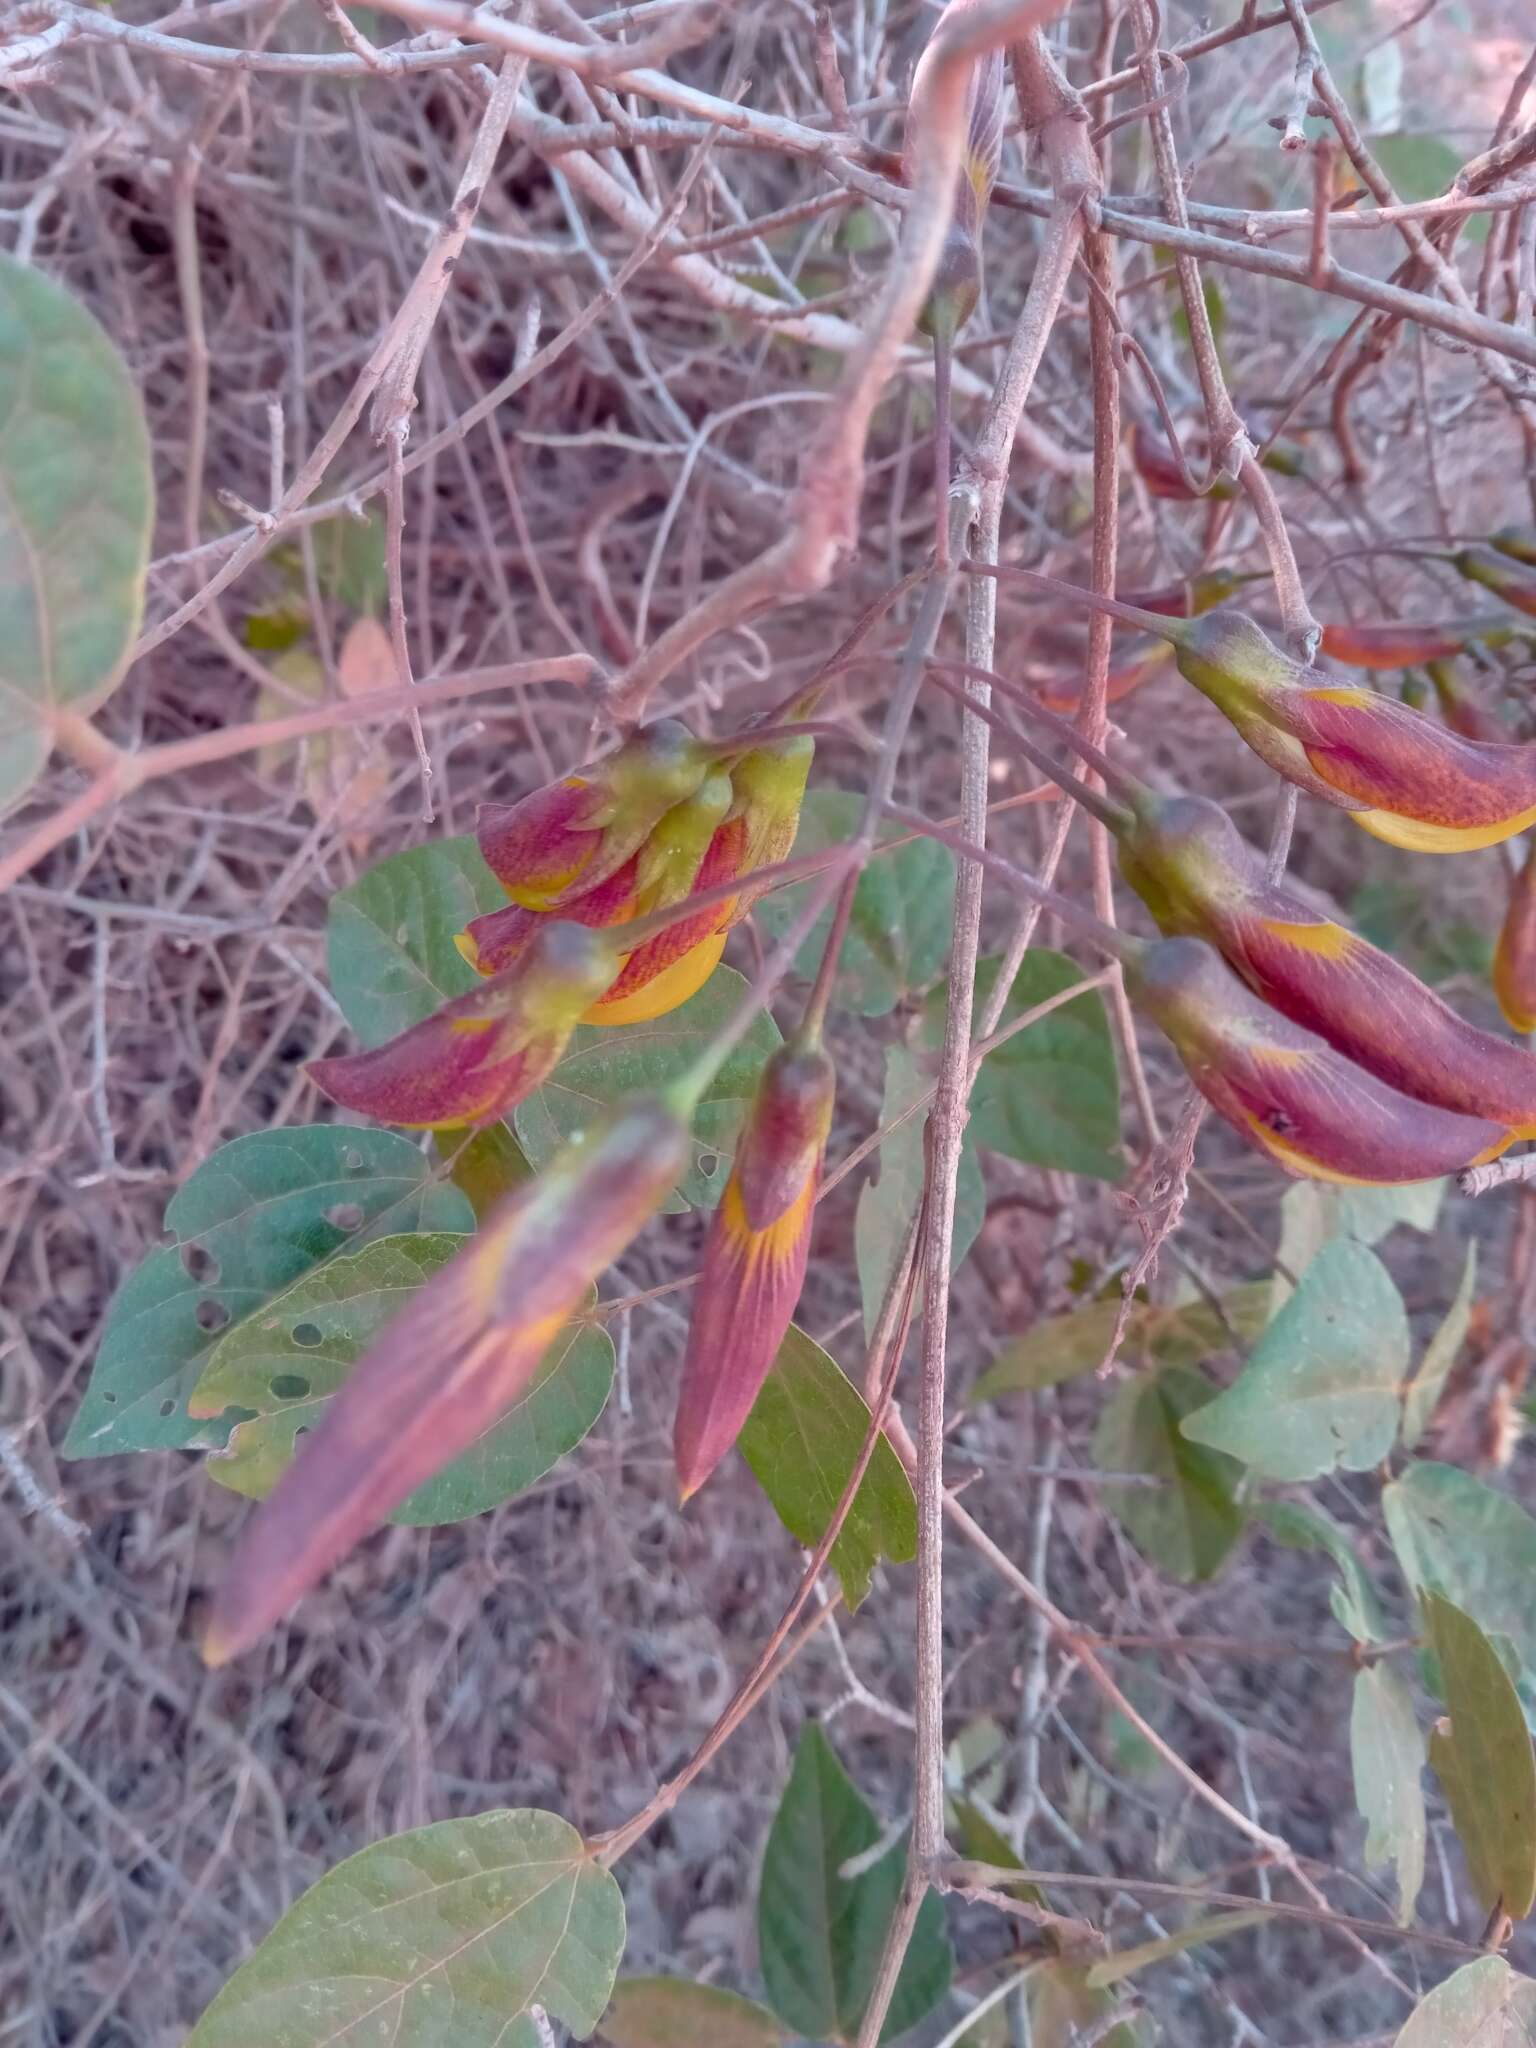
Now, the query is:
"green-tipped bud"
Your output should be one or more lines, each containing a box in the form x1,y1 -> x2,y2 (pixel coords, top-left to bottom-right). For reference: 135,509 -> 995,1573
1493,525 -> 1536,569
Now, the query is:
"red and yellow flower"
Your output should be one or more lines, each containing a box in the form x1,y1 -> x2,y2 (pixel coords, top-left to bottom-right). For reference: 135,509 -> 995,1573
1495,841 -> 1536,1036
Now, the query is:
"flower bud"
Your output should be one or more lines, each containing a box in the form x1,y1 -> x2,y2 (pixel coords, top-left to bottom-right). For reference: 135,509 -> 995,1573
1112,786 -> 1536,1137
1117,568 -> 1266,619
477,719 -> 709,909
1495,841 -> 1536,1036
1038,642 -> 1171,714
1454,546 -> 1536,622
1493,525 -> 1536,569
1319,619 -> 1510,671
308,921 -> 619,1130
203,1097 -> 691,1663
909,45 -> 1004,341
674,1041 -> 835,1500
1124,935 -> 1509,1184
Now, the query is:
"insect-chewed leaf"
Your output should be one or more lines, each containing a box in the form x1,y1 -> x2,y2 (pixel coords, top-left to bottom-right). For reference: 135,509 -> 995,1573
0,252 -> 154,816
203,1099 -> 688,1663
1424,1591 -> 1536,1923
185,1809 -> 624,2048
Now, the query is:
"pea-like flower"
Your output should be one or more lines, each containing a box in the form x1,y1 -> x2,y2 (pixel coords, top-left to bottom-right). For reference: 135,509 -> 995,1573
1495,841 -> 1536,1036
202,1097 -> 691,1664
477,718 -> 710,910
308,921 -> 619,1130
673,1040 -> 835,1500
1319,618 -> 1515,672
1125,935 -> 1510,1185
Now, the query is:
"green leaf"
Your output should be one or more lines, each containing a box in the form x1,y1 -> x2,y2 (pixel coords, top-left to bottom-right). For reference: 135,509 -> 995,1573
599,1980 -> 785,2048
1374,135 -> 1488,242
192,1234 -> 612,1523
1351,1664 -> 1426,1925
1425,1592 -> 1536,1922
62,1128 -> 472,1459
0,252 -> 154,816
1087,1910 -> 1265,1989
855,1044 -> 983,1335
736,1324 -> 917,1611
1270,1176 -> 1444,1313
1181,1240 -> 1407,1481
328,837 -> 504,1047
971,1283 -> 1269,1402
1384,1462 -> 1536,1680
1093,1365 -> 1244,1583
185,1808 -> 624,2047
757,1724 -> 951,2045
1358,36 -> 1404,132
1403,1241 -> 1477,1450
515,966 -> 781,1213
315,504 -> 388,616
923,953 -> 1121,1181
1394,1957 -> 1536,2046
754,788 -> 956,1016
1250,1499 -> 1387,1643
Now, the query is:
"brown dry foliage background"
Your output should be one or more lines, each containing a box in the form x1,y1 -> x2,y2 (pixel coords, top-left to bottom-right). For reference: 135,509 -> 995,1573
2,1 -> 1536,2042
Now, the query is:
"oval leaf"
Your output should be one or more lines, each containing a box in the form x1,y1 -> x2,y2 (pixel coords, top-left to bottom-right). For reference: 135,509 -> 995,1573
754,787 -> 956,1016
1384,1462 -> 1536,1681
1181,1239 -> 1407,1481
1093,1364 -> 1244,1584
185,1808 -> 624,2047
61,1128 -> 472,1458
328,837 -> 505,1046
736,1323 -> 916,1611
757,1724 -> 951,2044
515,965 -> 781,1212
972,1283 -> 1270,1402
855,1043 -> 982,1335
1395,1958 -> 1536,2046
600,1979 -> 785,2048
1424,1592 -> 1536,1922
1350,1664 -> 1426,1925
923,952 -> 1121,1181
191,1234 -> 612,1523
0,252 -> 154,815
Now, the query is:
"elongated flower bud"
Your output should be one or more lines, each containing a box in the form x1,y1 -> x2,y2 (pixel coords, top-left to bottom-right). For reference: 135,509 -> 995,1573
1116,568 -> 1267,619
1148,607 -> 1536,852
909,44 -> 1004,340
478,719 -> 710,909
1493,525 -> 1536,569
1495,840 -> 1536,1035
674,1042 -> 835,1500
308,921 -> 618,1130
1108,785 -> 1536,1137
1124,936 -> 1509,1185
1038,641 -> 1171,714
1319,618 -> 1515,671
202,1097 -> 691,1663
1454,546 -> 1536,622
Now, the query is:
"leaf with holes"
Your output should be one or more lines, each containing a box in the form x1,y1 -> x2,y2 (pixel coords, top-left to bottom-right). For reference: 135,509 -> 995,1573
855,1043 -> 983,1335
922,953 -> 1121,1181
1181,1240 -> 1407,1482
62,1128 -> 472,1459
1384,1462 -> 1536,1681
753,788 -> 956,1016
1092,1365 -> 1245,1583
757,1724 -> 951,2045
1425,1592 -> 1536,1922
0,252 -> 154,816
328,837 -> 505,1047
736,1324 -> 916,1610
1403,1241 -> 1477,1449
971,1283 -> 1270,1402
1394,1957 -> 1536,2046
599,1980 -> 786,2048
185,1807 -> 624,2047
1351,1664 -> 1426,1926
190,1234 -> 612,1522
515,966 -> 781,1213
1251,1499 -> 1387,1643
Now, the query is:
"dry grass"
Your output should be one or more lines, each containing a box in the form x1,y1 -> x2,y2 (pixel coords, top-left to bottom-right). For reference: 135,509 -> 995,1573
2,0 -> 1536,2042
